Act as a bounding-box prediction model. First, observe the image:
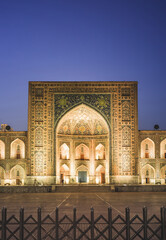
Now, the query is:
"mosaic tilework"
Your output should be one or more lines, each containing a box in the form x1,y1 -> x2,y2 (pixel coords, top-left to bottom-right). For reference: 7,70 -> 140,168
74,120 -> 91,135
122,126 -> 131,147
35,127 -> 43,146
54,94 -> 111,125
122,101 -> 130,121
58,119 -> 107,135
122,153 -> 131,172
35,102 -> 43,121
35,152 -> 43,174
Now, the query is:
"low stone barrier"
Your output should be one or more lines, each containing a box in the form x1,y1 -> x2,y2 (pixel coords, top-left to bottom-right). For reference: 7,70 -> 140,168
115,185 -> 166,192
54,185 -> 112,192
0,186 -> 52,193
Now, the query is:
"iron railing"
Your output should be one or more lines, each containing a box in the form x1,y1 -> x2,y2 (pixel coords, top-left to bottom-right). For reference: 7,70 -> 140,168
0,207 -> 165,239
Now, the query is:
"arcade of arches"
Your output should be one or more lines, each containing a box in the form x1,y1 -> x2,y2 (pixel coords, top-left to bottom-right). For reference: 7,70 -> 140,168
56,104 -> 109,184
0,135 -> 26,185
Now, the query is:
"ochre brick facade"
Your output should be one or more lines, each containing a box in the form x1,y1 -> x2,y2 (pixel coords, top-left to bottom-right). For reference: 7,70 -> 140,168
0,81 -> 165,185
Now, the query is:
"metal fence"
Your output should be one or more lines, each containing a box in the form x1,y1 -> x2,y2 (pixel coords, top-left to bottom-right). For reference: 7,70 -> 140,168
0,207 -> 166,240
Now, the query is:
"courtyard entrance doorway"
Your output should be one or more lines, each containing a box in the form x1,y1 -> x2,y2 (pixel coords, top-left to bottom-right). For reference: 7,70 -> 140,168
146,178 -> 150,184
10,165 -> 25,185
141,164 -> 155,184
101,173 -> 105,184
78,171 -> 87,183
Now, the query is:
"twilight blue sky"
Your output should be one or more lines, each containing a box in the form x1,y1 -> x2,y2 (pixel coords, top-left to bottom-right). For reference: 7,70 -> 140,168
0,0 -> 166,131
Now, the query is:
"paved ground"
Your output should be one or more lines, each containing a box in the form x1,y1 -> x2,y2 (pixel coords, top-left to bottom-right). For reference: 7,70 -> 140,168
0,192 -> 166,219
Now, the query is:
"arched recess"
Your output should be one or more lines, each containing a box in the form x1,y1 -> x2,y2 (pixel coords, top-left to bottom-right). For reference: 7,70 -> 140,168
10,139 -> 25,159
0,166 -> 5,179
60,164 -> 70,184
95,164 -> 105,184
60,143 -> 69,160
141,138 -> 155,159
76,164 -> 89,183
56,104 -> 110,184
160,139 -> 166,159
160,165 -> 166,184
75,144 -> 89,160
141,164 -> 155,184
0,140 -> 5,159
10,165 -> 25,185
95,144 -> 105,160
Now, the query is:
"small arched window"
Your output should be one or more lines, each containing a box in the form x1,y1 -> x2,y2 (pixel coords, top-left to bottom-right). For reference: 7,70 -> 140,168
10,139 -> 25,159
75,144 -> 89,160
160,139 -> 166,159
95,144 -> 105,160
141,138 -> 155,159
60,143 -> 69,160
0,140 -> 5,159
16,145 -> 21,159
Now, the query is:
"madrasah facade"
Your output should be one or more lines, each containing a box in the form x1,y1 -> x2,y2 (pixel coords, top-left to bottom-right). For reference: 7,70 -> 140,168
0,81 -> 166,186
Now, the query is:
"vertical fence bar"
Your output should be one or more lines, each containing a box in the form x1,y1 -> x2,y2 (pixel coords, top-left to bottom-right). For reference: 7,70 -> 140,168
161,207 -> 165,240
91,208 -> 94,240
143,207 -> 147,240
1,208 -> 7,240
56,208 -> 59,240
108,207 -> 112,240
126,208 -> 130,240
73,208 -> 76,240
19,208 -> 24,240
38,208 -> 41,240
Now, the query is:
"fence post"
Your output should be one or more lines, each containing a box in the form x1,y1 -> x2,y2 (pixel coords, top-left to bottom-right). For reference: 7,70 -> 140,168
19,208 -> 24,240
143,207 -> 147,240
161,207 -> 166,240
56,207 -> 59,240
2,207 -> 7,240
91,208 -> 94,240
108,207 -> 112,240
38,208 -> 41,240
73,208 -> 76,240
126,208 -> 130,240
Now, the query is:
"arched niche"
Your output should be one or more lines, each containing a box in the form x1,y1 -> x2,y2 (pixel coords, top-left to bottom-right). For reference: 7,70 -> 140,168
0,166 -> 5,179
95,164 -> 105,184
160,165 -> 166,180
56,104 -> 110,184
76,164 -> 89,183
60,143 -> 69,160
95,143 -> 105,160
160,138 -> 166,159
75,143 -> 89,160
0,140 -> 5,159
10,165 -> 25,185
141,138 -> 155,159
10,139 -> 25,159
141,164 -> 155,184
56,104 -> 109,135
60,164 -> 70,184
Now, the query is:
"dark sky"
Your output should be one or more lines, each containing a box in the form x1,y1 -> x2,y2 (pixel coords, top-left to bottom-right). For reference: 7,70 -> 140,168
0,0 -> 166,131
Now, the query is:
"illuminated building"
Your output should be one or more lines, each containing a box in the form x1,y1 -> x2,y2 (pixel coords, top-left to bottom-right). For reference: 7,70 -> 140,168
0,81 -> 166,185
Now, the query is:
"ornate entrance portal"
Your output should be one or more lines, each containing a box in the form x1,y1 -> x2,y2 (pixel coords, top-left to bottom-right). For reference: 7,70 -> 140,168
56,104 -> 109,184
78,171 -> 87,183
27,81 -> 139,185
